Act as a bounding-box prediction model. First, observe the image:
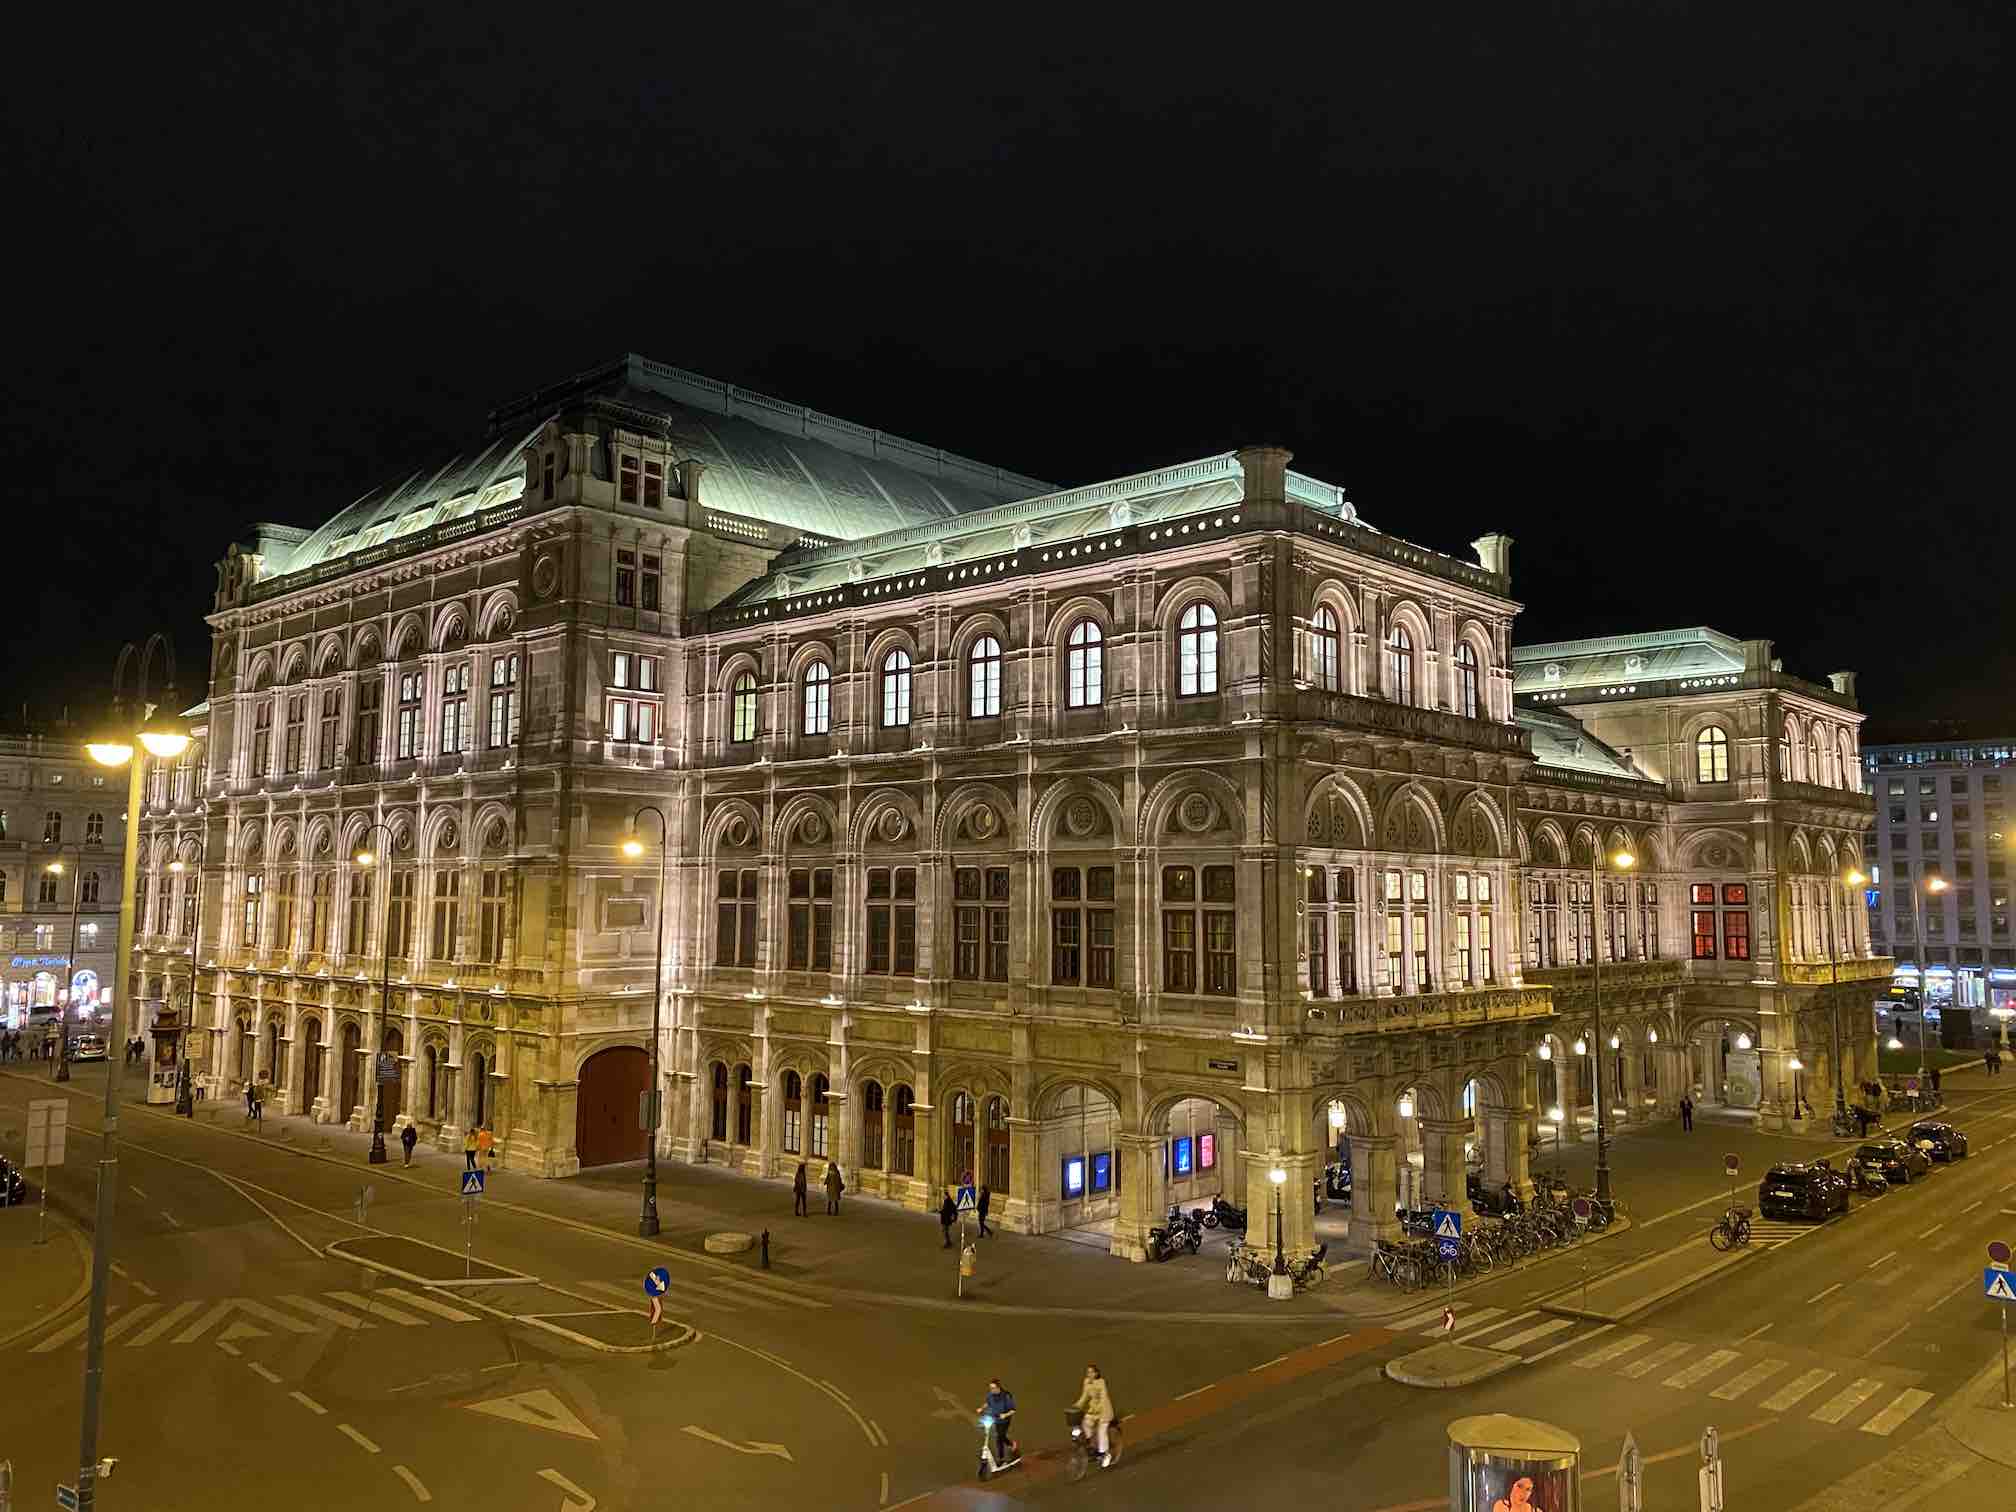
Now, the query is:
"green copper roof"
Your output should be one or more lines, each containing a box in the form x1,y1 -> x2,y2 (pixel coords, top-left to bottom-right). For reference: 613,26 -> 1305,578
1510,627 -> 1746,694
1517,706 -> 1645,780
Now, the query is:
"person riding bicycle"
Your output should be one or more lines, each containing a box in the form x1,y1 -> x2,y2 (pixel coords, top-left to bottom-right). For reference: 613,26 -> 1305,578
1071,1364 -> 1115,1467
979,1377 -> 1016,1461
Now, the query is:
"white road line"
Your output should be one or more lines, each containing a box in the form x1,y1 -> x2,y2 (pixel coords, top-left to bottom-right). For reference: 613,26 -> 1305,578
1457,1309 -> 1537,1342
1494,1318 -> 1574,1353
869,1419 -> 886,1447
375,1287 -> 482,1323
1762,1367 -> 1836,1412
1620,1342 -> 1695,1380
1868,1252 -> 1897,1270
127,1300 -> 202,1347
215,1340 -> 241,1357
326,1291 -> 427,1326
1736,1323 -> 1774,1342
1859,1387 -> 1935,1436
338,1424 -> 380,1454
1961,1200 -> 1984,1215
1174,1384 -> 1214,1400
1249,1354 -> 1289,1372
160,1211 -> 181,1228
1662,1349 -> 1740,1390
1574,1332 -> 1652,1369
1917,1223 -> 1946,1240
392,1466 -> 432,1503
1392,1303 -> 1459,1330
1527,1322 -> 1611,1365
281,1294 -> 376,1330
1806,1282 -> 1844,1304
101,1305 -> 162,1344
881,1470 -> 890,1506
29,1314 -> 97,1354
1711,1358 -> 1788,1401
1810,1376 -> 1883,1425
290,1391 -> 327,1416
129,1187 -> 147,1199
1865,1320 -> 1917,1357
248,1362 -> 284,1384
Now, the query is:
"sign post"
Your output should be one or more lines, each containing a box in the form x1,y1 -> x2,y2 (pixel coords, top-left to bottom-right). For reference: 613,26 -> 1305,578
1723,1154 -> 1739,1214
1618,1429 -> 1642,1512
1698,1425 -> 1725,1512
1572,1196 -> 1594,1310
459,1168 -> 485,1278
25,1100 -> 67,1246
956,1184 -> 978,1297
645,1266 -> 671,1337
1432,1208 -> 1461,1313
1988,1241 -> 2014,1408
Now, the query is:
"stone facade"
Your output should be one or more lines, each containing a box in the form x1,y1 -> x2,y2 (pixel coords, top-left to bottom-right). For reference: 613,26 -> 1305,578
129,356 -> 1886,1263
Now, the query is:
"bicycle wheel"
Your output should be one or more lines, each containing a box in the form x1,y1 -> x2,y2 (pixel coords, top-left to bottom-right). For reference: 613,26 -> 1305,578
1106,1424 -> 1124,1467
1735,1218 -> 1751,1245
1471,1244 -> 1495,1275
1067,1439 -> 1090,1483
1709,1221 -> 1732,1251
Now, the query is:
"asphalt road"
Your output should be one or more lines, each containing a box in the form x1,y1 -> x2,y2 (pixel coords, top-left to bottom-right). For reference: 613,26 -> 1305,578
3,1068 -> 2014,1511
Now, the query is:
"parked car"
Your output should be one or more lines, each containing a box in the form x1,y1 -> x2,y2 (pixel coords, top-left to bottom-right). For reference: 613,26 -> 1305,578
1855,1139 -> 1931,1184
1908,1120 -> 1970,1161
1757,1159 -> 1851,1220
68,1035 -> 108,1062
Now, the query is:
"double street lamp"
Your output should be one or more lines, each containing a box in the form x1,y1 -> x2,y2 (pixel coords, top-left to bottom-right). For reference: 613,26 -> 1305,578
622,807 -> 670,1237
1588,846 -> 1635,1202
352,822 -> 400,1166
1905,874 -> 1950,1082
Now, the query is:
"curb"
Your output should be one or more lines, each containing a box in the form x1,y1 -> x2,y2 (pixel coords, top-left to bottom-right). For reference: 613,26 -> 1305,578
1383,1340 -> 1522,1389
1536,1236 -> 1756,1323
0,1210 -> 92,1350
1333,1214 -> 1638,1324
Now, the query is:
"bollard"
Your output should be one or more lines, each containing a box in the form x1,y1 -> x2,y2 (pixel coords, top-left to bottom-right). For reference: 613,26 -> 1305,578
759,1229 -> 770,1269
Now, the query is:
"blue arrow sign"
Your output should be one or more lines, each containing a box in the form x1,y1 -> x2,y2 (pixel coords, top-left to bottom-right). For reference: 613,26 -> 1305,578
645,1265 -> 671,1297
1431,1208 -> 1461,1239
1986,1268 -> 2016,1303
460,1169 -> 486,1196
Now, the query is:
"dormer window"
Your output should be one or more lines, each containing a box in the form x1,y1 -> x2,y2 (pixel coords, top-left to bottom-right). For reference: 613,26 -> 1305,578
620,454 -> 640,504
643,461 -> 664,509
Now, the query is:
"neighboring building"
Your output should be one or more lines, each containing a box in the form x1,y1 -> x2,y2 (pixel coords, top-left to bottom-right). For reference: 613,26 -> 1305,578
0,729 -> 128,1039
130,354 -> 1885,1262
1861,737 -> 2016,1041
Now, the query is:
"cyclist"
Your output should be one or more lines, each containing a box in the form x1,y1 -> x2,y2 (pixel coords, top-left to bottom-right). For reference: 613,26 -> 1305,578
979,1377 -> 1015,1462
1071,1364 -> 1115,1467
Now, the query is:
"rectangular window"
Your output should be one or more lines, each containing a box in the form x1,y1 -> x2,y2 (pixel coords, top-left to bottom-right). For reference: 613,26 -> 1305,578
1309,911 -> 1329,995
715,870 -> 759,967
272,872 -> 295,953
1339,906 -> 1358,993
283,695 -> 305,772
242,874 -> 262,947
1723,908 -> 1750,960
954,868 -> 1010,982
439,663 -> 469,754
607,699 -> 631,742
1478,913 -> 1493,980
313,875 -> 334,952
396,672 -> 423,759
1163,910 -> 1196,993
477,868 -> 511,963
864,868 -> 916,976
430,869 -> 461,960
387,869 -> 415,958
353,678 -> 382,764
641,553 -> 661,611
787,869 -> 834,971
619,455 -> 639,504
1410,911 -> 1429,992
1386,912 -> 1405,989
615,549 -> 636,607
488,654 -> 519,748
1456,913 -> 1472,984
1692,910 -> 1717,960
318,690 -> 341,769
643,462 -> 664,510
346,871 -> 371,957
251,702 -> 272,776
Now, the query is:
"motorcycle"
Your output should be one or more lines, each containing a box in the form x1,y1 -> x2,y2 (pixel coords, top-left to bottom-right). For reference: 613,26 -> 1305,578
1146,1225 -> 1185,1263
1065,1410 -> 1124,1482
1164,1206 -> 1204,1253
1203,1195 -> 1248,1232
976,1410 -> 1020,1480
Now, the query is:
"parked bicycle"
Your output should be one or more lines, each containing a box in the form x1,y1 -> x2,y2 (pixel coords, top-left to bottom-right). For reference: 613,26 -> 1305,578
1708,1204 -> 1753,1251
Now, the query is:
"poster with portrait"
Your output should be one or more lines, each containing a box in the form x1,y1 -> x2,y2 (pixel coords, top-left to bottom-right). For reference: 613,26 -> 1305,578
1460,1459 -> 1577,1512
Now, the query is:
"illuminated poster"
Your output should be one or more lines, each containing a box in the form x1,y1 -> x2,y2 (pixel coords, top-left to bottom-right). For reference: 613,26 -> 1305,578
1092,1151 -> 1112,1192
1199,1132 -> 1215,1169
71,970 -> 100,1011
1062,1155 -> 1085,1198
1173,1136 -> 1194,1175
1475,1465 -> 1574,1512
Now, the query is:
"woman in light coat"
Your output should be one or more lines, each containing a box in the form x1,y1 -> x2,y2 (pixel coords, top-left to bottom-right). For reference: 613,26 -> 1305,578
1072,1364 -> 1114,1465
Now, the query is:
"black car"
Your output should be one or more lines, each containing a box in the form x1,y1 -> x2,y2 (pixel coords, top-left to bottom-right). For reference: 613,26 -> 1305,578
1758,1159 -> 1851,1220
1908,1121 -> 1970,1161
1856,1140 -> 1931,1184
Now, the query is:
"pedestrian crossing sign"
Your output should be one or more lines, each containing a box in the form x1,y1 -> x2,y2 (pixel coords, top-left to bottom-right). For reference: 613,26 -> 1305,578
1985,1268 -> 2016,1303
461,1169 -> 486,1196
956,1184 -> 978,1214
1431,1208 -> 1461,1239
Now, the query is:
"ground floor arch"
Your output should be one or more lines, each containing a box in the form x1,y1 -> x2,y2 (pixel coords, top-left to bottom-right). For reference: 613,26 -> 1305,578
340,1020 -> 362,1123
576,1045 -> 651,1168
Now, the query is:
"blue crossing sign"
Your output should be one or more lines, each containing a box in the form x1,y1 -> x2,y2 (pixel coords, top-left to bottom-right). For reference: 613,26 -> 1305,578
1985,1268 -> 2016,1304
460,1169 -> 486,1197
1432,1207 -> 1461,1260
956,1184 -> 978,1214
645,1265 -> 671,1297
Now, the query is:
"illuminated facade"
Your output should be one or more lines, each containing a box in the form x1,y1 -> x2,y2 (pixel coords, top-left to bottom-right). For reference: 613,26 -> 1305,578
130,355 -> 1885,1260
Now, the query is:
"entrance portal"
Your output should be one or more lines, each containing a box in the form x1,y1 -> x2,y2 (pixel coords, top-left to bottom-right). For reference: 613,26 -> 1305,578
576,1046 -> 651,1167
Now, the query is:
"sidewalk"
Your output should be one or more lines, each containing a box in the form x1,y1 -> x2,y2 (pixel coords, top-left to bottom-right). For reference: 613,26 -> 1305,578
0,1202 -> 90,1350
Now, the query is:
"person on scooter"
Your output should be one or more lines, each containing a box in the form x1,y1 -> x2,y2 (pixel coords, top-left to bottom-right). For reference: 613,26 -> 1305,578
980,1377 -> 1016,1462
1072,1364 -> 1114,1467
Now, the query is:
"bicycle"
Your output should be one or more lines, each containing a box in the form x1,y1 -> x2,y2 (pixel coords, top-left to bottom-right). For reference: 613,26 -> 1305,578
1065,1410 -> 1124,1482
1708,1205 -> 1752,1251
1369,1239 -> 1423,1291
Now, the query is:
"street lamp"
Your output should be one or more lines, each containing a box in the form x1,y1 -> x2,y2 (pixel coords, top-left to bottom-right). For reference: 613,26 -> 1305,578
1788,1055 -> 1805,1120
167,857 -> 204,1116
1547,1105 -> 1565,1166
622,807 -> 670,1237
1822,868 -> 1866,1119
71,636 -> 188,1512
1268,1165 -> 1288,1275
352,822 -> 398,1165
1589,846 -> 1634,1202
1907,875 -> 1948,1082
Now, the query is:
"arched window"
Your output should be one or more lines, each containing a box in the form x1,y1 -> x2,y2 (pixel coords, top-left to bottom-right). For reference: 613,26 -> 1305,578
1696,725 -> 1731,783
1805,730 -> 1822,787
1387,627 -> 1413,705
969,636 -> 1002,718
1779,722 -> 1794,781
423,1043 -> 439,1118
730,672 -> 758,744
1453,642 -> 1480,720
984,1094 -> 1010,1193
892,1084 -> 917,1175
881,651 -> 912,727
43,810 -> 61,844
1311,606 -> 1340,692
950,1091 -> 976,1185
1066,620 -> 1103,708
1838,731 -> 1857,792
1177,603 -> 1219,696
85,812 -> 105,845
81,870 -> 100,905
861,1080 -> 885,1168
710,1062 -> 728,1140
37,869 -> 58,905
802,661 -> 831,735
810,1073 -> 831,1158
781,1069 -> 803,1153
735,1063 -> 753,1143
470,1051 -> 488,1126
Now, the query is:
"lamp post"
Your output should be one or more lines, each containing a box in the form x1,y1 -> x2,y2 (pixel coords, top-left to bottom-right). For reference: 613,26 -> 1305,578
622,807 -> 670,1237
352,821 -> 398,1166
1547,1105 -> 1565,1166
1589,847 -> 1634,1201
44,848 -> 85,1084
167,857 -> 204,1116
1268,1165 -> 1288,1275
1823,869 -> 1867,1117
73,634 -> 189,1512
1907,875 -> 1948,1082
1788,1055 -> 1805,1120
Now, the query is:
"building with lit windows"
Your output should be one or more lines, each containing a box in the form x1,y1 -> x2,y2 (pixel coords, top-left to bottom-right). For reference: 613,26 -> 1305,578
1861,737 -> 2016,1040
129,355 -> 1886,1262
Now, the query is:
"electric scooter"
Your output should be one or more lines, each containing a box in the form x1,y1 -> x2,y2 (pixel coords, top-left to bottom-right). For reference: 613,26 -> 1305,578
977,1410 -> 1021,1479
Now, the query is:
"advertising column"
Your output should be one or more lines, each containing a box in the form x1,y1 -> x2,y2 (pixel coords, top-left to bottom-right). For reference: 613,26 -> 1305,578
1447,1414 -> 1581,1512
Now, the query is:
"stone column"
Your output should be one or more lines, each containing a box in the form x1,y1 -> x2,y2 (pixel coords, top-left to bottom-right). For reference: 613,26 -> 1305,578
1109,1131 -> 1163,1263
1347,1132 -> 1401,1251
1480,1101 -> 1533,1202
1002,1116 -> 1039,1234
1419,1117 -> 1471,1208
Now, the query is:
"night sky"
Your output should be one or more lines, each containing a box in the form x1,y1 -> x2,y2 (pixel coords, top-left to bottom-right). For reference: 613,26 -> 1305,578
5,5 -> 2007,738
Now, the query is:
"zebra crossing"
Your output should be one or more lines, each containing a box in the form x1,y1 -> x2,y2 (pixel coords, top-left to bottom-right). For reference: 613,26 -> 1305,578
1388,1300 -> 1938,1436
27,1285 -> 484,1352
569,1271 -> 830,1317
1743,1216 -> 1822,1249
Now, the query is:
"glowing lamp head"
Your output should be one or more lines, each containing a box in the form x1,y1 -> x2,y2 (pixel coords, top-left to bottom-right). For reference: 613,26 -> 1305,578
1612,851 -> 1635,870
44,861 -> 63,875
1735,1032 -> 1753,1050
1646,1027 -> 1659,1044
1397,1093 -> 1415,1119
1548,1106 -> 1565,1126
169,859 -> 185,874
1268,1166 -> 1287,1186
1886,1034 -> 1904,1050
1572,1037 -> 1588,1057
1845,869 -> 1867,887
1788,1056 -> 1804,1072
1926,876 -> 1949,895
354,850 -> 377,867
1608,1033 -> 1620,1050
1537,1040 -> 1553,1061
1327,1099 -> 1346,1132
621,835 -> 644,858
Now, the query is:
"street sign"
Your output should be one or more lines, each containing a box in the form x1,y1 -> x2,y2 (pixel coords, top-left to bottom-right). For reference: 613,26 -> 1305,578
1618,1430 -> 1643,1512
58,1484 -> 80,1511
460,1169 -> 487,1197
1986,1269 -> 2016,1303
1723,1154 -> 1740,1177
1991,1240 -> 2012,1267
956,1184 -> 978,1215
25,1100 -> 66,1167
645,1266 -> 671,1296
1431,1208 -> 1461,1239
1572,1196 -> 1593,1230
638,1089 -> 661,1132
1438,1234 -> 1461,1261
376,1051 -> 399,1084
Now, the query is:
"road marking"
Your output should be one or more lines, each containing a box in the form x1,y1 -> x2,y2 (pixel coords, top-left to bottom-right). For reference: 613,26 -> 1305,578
161,1211 -> 181,1228
127,1300 -> 203,1347
869,1419 -> 886,1447
1249,1353 -> 1289,1372
290,1391 -> 327,1416
1662,1348 -> 1740,1390
537,1469 -> 596,1509
1868,1252 -> 1896,1269
1711,1358 -> 1788,1400
1457,1309 -> 1537,1342
248,1362 -> 284,1384
392,1465 -> 432,1503
1736,1323 -> 1773,1342
327,1290 -> 427,1326
1494,1318 -> 1574,1353
29,1313 -> 97,1354
1574,1332 -> 1652,1369
375,1287 -> 482,1323
465,1388 -> 599,1440
1859,1387 -> 1935,1436
680,1425 -> 793,1461
109,1263 -> 155,1296
1806,1282 -> 1844,1304
215,1340 -> 241,1357
1917,1223 -> 1945,1240
281,1293 -> 376,1330
1810,1376 -> 1883,1425
129,1187 -> 147,1199
1865,1320 -> 1917,1356
1527,1322 -> 1611,1364
1961,1200 -> 1983,1215
101,1305 -> 162,1344
1174,1384 -> 1215,1400
1392,1304 -> 1460,1330
880,1471 -> 889,1506
1761,1366 -> 1836,1411
338,1423 -> 380,1454
1421,1306 -> 1503,1337
1620,1342 -> 1695,1380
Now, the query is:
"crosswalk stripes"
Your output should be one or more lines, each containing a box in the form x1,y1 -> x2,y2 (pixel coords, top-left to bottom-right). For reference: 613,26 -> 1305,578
1574,1332 -> 1651,1369
1454,1309 -> 1538,1343
1661,1349 -> 1740,1390
1810,1377 -> 1884,1425
1761,1367 -> 1837,1412
1620,1342 -> 1695,1380
326,1291 -> 428,1326
280,1295 -> 376,1330
1710,1358 -> 1788,1400
127,1301 -> 203,1347
21,1286 -> 484,1351
575,1270 -> 831,1315
1858,1387 -> 1933,1436
1746,1218 -> 1821,1249
1392,1303 -> 1458,1330
374,1287 -> 483,1324
1493,1318 -> 1574,1353
1417,1306 -> 1503,1338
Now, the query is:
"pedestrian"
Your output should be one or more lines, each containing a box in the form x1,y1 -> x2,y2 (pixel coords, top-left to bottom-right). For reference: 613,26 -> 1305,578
1855,1104 -> 1872,1137
1930,1066 -> 1942,1096
1678,1093 -> 1694,1133
939,1191 -> 958,1248
977,1184 -> 993,1237
245,1084 -> 258,1123
793,1160 -> 809,1217
824,1160 -> 844,1215
400,1121 -> 418,1167
463,1127 -> 479,1171
478,1123 -> 496,1173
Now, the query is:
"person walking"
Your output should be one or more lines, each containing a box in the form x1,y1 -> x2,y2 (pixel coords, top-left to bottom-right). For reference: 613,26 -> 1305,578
1678,1093 -> 1694,1133
463,1127 -> 480,1171
793,1160 -> 809,1217
478,1123 -> 496,1173
977,1184 -> 993,1237
400,1121 -> 418,1167
245,1084 -> 259,1123
1930,1065 -> 1942,1098
824,1160 -> 844,1215
939,1191 -> 958,1248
